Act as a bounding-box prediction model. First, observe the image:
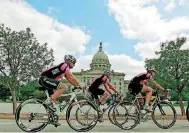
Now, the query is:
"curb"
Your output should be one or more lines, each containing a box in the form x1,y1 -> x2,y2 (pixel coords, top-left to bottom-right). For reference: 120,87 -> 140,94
0,113 -> 187,120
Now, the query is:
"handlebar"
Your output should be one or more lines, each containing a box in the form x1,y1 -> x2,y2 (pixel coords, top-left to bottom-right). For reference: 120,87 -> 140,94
111,92 -> 123,101
72,86 -> 87,93
153,89 -> 170,97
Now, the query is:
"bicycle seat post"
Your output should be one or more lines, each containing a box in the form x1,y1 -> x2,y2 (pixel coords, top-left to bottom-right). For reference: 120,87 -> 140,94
45,90 -> 52,103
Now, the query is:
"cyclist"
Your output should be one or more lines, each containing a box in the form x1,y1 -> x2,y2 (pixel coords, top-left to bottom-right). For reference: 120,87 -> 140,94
88,69 -> 119,122
39,55 -> 84,126
128,68 -> 165,112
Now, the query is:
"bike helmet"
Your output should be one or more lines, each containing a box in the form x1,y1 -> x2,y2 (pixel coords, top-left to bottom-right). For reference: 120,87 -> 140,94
104,69 -> 112,75
64,55 -> 76,64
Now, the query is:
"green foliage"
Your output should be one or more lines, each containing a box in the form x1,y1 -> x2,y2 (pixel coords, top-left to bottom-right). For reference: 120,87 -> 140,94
33,90 -> 46,100
0,84 -> 11,101
0,23 -> 54,113
17,80 -> 39,101
145,37 -> 189,93
0,24 -> 54,85
145,37 -> 189,115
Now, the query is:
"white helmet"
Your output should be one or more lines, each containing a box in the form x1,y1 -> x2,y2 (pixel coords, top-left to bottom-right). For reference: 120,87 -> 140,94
64,55 -> 76,64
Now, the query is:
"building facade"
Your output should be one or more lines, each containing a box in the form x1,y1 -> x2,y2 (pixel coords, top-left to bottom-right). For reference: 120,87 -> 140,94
63,42 -> 129,93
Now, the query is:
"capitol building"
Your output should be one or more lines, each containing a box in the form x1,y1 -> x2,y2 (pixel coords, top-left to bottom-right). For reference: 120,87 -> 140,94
64,42 -> 129,93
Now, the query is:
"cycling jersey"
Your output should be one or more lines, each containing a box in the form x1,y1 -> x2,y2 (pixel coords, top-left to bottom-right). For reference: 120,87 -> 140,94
131,72 -> 152,83
88,75 -> 109,89
40,62 -> 69,80
128,72 -> 152,95
88,75 -> 110,99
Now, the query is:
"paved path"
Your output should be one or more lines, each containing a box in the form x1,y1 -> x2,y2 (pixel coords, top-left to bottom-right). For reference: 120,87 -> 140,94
0,120 -> 189,132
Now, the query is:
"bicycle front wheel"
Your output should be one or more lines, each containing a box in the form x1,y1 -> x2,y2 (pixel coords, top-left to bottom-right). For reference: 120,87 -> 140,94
113,101 -> 140,130
66,99 -> 99,132
151,101 -> 177,129
108,105 -> 116,125
15,99 -> 49,132
186,103 -> 189,121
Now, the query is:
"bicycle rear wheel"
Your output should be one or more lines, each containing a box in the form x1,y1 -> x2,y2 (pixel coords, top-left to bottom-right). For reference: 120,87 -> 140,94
113,101 -> 140,130
15,99 -> 49,132
66,99 -> 99,132
151,101 -> 177,129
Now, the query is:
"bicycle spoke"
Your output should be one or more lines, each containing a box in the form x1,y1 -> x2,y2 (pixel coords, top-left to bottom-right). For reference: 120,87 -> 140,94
152,101 -> 176,129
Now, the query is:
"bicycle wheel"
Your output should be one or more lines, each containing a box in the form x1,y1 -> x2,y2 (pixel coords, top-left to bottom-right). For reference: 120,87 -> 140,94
75,101 -> 97,127
66,99 -> 99,132
186,104 -> 189,121
113,101 -> 140,130
151,101 -> 177,129
108,105 -> 116,125
15,99 -> 49,132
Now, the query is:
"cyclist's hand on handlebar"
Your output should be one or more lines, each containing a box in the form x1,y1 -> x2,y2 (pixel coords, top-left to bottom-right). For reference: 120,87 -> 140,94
78,83 -> 86,89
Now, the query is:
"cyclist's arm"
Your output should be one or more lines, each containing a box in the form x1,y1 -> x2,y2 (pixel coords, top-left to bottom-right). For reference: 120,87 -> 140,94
149,77 -> 164,91
106,81 -> 118,93
103,84 -> 113,95
65,69 -> 80,87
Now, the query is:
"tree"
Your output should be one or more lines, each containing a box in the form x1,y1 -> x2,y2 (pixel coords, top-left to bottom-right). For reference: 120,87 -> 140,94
18,80 -> 39,101
0,24 -> 54,114
145,37 -> 189,115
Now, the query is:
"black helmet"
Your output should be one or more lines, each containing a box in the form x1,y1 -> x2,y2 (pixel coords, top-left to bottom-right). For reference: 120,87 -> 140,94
64,55 -> 76,64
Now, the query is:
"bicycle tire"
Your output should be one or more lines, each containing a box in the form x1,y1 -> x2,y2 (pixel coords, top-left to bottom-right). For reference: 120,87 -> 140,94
151,101 -> 177,129
113,101 -> 140,130
186,104 -> 189,121
15,98 -> 49,132
75,102 -> 97,127
66,99 -> 99,132
108,105 -> 116,125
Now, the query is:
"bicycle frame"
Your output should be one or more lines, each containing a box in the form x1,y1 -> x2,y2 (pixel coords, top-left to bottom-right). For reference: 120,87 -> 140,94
130,91 -> 167,121
85,90 -> 122,115
43,88 -> 84,116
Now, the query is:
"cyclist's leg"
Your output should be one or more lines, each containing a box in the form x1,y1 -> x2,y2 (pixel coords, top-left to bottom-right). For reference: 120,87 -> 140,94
98,89 -> 109,103
39,76 -> 62,126
89,87 -> 100,104
51,83 -> 66,103
141,85 -> 153,105
141,85 -> 153,111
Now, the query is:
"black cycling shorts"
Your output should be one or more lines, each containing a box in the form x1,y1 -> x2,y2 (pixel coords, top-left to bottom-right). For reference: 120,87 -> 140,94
128,82 -> 143,96
88,87 -> 105,99
39,76 -> 61,95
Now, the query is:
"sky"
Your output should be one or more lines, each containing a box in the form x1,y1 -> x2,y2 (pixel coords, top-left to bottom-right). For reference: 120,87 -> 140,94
0,0 -> 189,79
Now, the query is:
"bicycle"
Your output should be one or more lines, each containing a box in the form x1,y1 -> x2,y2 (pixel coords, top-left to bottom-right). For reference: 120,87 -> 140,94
186,101 -> 189,121
77,87 -> 123,126
113,89 -> 177,130
15,86 -> 99,132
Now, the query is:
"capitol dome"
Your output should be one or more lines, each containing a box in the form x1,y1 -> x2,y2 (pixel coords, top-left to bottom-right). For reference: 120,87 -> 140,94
90,42 -> 111,70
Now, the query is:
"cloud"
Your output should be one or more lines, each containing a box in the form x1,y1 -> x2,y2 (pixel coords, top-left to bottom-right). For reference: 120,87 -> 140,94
108,0 -> 189,60
73,54 -> 145,80
0,0 -> 91,64
164,0 -> 175,12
